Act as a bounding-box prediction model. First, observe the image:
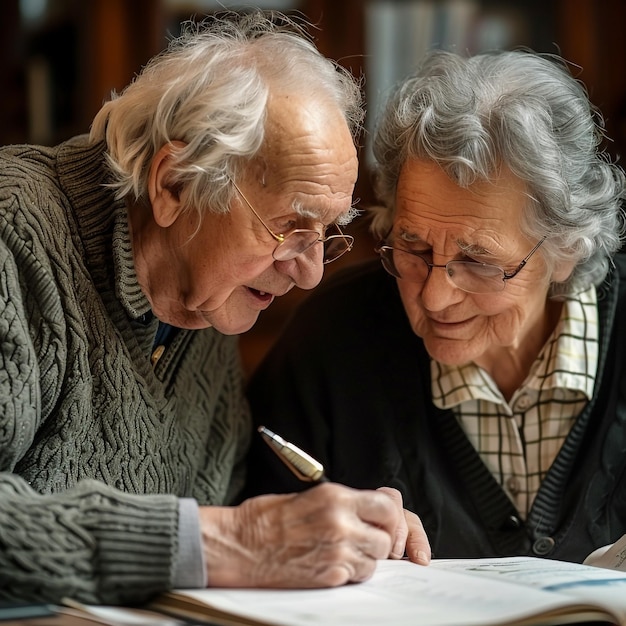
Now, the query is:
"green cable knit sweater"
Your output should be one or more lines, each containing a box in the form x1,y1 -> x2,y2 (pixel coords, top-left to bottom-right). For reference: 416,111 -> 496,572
0,136 -> 250,604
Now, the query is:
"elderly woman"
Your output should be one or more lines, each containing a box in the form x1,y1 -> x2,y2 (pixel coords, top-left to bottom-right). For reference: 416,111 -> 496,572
0,10 -> 430,606
245,48 -> 626,563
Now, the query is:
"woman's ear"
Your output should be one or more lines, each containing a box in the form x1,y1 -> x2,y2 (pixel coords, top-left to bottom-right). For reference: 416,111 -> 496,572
551,258 -> 577,284
148,141 -> 187,228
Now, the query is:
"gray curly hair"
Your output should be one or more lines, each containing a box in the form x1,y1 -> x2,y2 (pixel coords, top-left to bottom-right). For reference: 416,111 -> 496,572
369,48 -> 626,296
90,10 -> 364,217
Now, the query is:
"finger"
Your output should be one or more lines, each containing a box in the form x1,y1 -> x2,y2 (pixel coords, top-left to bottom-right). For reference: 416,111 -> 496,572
348,554 -> 378,583
403,509 -> 431,565
376,487 -> 408,559
309,543 -> 379,586
309,485 -> 395,562
354,488 -> 400,537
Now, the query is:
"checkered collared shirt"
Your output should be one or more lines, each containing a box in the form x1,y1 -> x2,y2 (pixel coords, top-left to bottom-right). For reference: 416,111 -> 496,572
431,287 -> 598,518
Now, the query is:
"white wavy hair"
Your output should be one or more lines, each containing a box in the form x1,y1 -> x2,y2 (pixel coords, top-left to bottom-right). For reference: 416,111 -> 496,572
369,48 -> 626,296
90,10 -> 364,217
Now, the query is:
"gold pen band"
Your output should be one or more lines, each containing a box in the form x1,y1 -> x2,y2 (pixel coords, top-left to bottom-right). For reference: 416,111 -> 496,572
258,425 -> 326,483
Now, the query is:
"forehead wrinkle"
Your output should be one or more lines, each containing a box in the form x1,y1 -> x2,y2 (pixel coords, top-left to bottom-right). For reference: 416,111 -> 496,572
398,225 -> 504,259
396,158 -> 526,239
264,96 -> 358,187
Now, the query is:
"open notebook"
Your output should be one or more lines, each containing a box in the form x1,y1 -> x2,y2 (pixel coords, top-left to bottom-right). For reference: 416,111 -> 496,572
150,554 -> 626,626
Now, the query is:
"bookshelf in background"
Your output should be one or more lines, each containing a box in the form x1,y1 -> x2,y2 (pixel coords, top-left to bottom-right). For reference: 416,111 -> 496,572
0,0 -> 167,146
1,0 -> 624,377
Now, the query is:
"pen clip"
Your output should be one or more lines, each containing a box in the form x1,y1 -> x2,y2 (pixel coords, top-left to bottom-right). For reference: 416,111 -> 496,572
258,425 -> 326,483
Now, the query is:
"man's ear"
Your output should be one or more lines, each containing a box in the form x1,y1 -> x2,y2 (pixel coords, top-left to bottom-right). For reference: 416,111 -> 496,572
148,141 -> 187,228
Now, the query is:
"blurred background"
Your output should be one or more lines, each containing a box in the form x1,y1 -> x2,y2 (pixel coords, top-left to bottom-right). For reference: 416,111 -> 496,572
2,0 -> 625,377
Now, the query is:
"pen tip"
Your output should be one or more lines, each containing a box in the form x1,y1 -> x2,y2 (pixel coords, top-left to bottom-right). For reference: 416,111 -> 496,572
258,425 -> 275,438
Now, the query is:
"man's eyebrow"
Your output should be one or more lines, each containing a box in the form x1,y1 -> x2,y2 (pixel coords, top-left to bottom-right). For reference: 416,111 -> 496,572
293,200 -> 317,219
293,200 -> 360,227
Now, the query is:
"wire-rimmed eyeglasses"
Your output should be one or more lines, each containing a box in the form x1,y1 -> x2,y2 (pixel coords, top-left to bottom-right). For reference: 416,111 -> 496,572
375,237 -> 546,294
231,181 -> 354,264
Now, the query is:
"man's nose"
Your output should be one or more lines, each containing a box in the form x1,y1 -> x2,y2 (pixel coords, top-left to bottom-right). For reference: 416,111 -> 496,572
275,245 -> 324,290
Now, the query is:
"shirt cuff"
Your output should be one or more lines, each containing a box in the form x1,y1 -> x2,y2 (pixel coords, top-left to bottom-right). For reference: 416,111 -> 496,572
173,498 -> 207,588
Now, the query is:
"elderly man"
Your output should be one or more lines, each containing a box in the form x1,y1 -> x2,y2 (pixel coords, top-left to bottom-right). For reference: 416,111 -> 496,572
0,10 -> 429,605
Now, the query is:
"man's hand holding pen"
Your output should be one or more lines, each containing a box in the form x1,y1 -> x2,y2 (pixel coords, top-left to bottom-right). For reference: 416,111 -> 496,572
194,426 -> 430,589
199,482 -> 431,589
257,425 -> 431,567
258,426 -> 431,565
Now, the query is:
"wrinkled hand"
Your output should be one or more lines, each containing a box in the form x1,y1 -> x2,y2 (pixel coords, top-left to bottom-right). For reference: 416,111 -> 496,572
376,486 -> 431,564
199,482 -> 419,588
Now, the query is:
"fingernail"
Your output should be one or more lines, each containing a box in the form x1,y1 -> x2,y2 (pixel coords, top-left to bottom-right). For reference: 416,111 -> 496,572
417,550 -> 430,565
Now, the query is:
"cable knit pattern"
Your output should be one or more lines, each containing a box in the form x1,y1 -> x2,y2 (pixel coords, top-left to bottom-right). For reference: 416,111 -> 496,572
0,137 -> 250,603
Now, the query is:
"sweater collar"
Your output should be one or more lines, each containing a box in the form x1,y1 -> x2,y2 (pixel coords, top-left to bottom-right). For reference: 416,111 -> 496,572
55,135 -> 152,321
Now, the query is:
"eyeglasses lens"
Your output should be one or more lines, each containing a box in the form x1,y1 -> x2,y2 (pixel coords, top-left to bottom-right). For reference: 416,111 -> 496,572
274,230 -> 354,264
448,262 -> 506,293
322,234 -> 354,263
273,231 -> 321,261
382,248 -> 506,294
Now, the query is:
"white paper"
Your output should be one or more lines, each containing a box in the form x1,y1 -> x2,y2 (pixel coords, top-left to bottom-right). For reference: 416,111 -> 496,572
584,534 -> 626,571
432,555 -> 626,622
169,558 -> 624,626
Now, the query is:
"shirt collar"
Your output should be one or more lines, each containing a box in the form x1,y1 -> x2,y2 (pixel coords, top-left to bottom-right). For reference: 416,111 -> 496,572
432,287 -> 598,409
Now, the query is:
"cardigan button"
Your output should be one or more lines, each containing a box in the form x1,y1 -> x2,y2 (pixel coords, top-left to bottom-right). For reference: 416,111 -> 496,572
506,476 -> 520,495
502,514 -> 522,530
532,536 -> 555,555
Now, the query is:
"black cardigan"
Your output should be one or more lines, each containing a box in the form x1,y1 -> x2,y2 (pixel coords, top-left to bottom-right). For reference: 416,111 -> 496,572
244,257 -> 626,563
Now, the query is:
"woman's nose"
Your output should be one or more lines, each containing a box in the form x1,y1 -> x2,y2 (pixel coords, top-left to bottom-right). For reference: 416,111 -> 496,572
419,264 -> 465,311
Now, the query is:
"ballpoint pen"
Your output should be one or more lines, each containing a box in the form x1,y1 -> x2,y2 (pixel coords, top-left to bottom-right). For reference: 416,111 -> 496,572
258,425 -> 328,484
